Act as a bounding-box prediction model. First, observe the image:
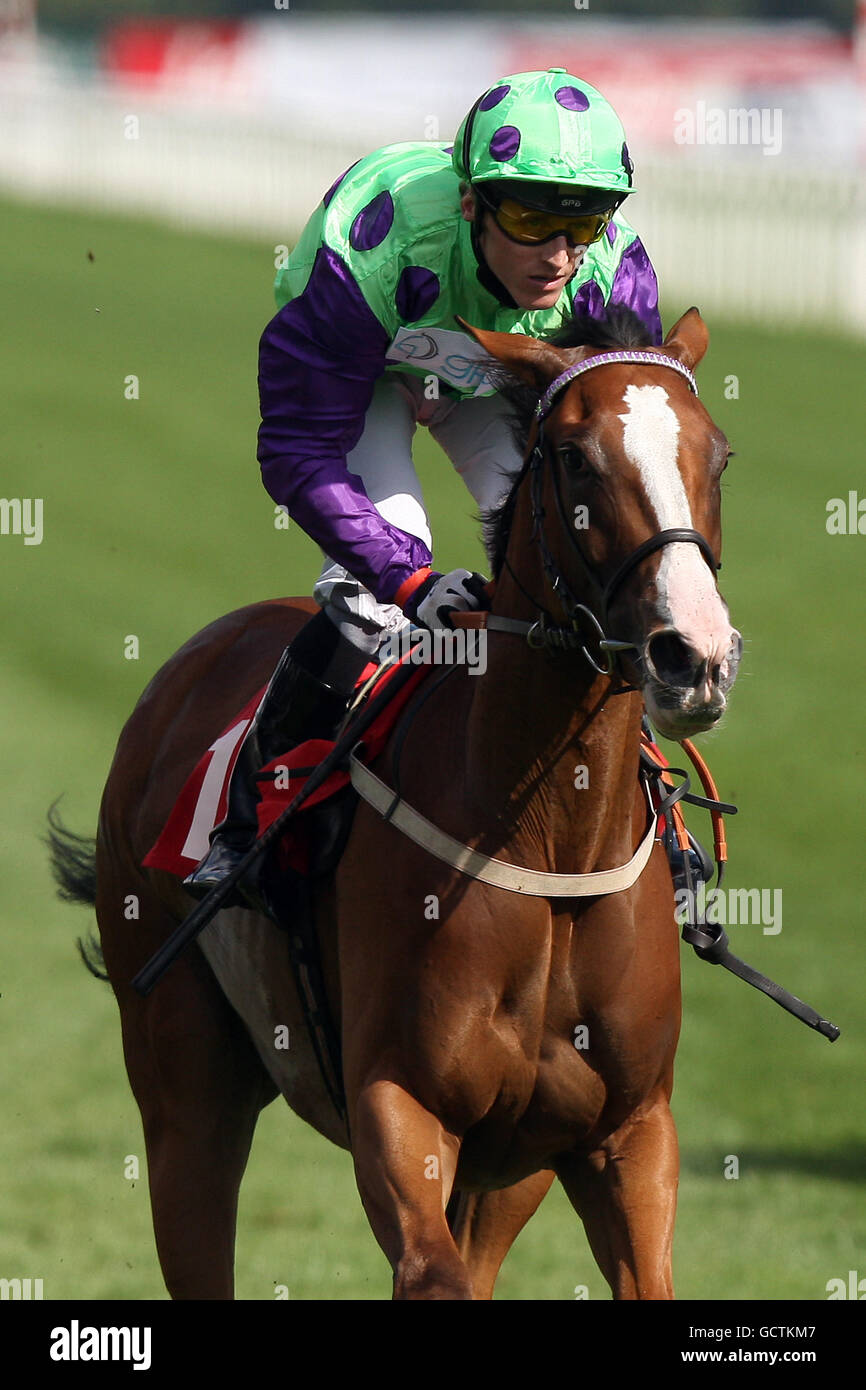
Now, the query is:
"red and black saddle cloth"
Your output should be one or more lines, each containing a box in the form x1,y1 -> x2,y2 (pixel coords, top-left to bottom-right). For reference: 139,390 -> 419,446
142,656 -> 434,881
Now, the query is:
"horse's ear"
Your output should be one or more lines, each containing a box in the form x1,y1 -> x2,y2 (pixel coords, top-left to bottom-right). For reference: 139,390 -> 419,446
455,316 -> 570,392
662,307 -> 709,370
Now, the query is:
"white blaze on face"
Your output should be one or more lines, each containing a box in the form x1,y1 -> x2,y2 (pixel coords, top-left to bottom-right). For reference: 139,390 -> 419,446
617,384 -> 731,670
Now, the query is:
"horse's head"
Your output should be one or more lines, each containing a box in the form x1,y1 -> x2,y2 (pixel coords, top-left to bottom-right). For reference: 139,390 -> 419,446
462,306 -> 742,739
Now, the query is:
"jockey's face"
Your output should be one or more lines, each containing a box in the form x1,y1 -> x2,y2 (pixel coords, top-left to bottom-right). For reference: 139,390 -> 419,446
461,189 -> 585,310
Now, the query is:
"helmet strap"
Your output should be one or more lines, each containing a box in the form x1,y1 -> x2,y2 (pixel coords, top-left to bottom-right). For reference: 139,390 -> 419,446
469,199 -> 518,310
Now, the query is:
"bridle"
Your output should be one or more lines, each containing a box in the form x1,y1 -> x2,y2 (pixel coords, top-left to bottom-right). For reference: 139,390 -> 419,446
501,349 -> 720,677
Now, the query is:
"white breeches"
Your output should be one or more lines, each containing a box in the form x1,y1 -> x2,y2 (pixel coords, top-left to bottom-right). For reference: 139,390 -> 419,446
313,370 -> 523,649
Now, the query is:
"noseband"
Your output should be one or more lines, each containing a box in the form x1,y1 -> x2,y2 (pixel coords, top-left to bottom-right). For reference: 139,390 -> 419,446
508,350 -> 720,676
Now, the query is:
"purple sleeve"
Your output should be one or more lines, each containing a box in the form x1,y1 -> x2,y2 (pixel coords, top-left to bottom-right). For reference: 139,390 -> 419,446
608,236 -> 663,345
257,245 -> 433,605
572,234 -> 663,345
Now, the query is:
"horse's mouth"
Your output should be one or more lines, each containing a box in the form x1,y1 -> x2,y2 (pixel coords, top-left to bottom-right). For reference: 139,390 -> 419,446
642,682 -> 728,739
632,626 -> 741,740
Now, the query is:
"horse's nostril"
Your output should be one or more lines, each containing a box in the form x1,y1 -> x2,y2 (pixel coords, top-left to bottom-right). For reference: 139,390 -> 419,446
646,631 -> 705,689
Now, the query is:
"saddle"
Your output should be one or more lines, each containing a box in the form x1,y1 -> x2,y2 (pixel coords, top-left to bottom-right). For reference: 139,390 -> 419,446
142,654 -> 432,890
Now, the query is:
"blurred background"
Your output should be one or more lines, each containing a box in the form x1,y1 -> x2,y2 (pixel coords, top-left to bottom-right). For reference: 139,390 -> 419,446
2,0 -> 864,329
1,1 -> 864,1304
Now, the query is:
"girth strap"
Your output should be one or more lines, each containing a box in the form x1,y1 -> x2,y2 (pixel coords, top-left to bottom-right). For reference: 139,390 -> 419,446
349,748 -> 658,898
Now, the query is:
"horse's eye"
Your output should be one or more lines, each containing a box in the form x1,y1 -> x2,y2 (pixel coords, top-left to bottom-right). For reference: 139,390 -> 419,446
558,444 -> 585,472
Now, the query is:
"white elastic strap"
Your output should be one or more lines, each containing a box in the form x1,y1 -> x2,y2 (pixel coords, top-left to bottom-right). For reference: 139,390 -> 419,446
349,750 -> 657,898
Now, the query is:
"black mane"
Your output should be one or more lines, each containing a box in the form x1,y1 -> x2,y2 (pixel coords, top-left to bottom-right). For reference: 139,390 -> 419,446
482,305 -> 655,578
549,302 -> 655,352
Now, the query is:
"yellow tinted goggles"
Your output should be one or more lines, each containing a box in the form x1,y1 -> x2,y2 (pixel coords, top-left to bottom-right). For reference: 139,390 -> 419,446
489,197 -> 613,247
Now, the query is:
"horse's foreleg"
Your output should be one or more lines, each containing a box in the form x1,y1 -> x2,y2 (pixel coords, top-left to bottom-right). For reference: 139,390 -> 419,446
555,1093 -> 678,1300
108,910 -> 276,1300
351,1078 -> 473,1300
448,1170 -> 556,1300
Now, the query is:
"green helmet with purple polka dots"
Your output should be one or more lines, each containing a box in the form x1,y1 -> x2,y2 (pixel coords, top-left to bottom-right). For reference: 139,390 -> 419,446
452,68 -> 634,211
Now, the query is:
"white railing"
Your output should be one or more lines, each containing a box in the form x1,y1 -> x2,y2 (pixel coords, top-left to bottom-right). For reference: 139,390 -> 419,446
1,70 -> 863,335
636,157 -> 866,336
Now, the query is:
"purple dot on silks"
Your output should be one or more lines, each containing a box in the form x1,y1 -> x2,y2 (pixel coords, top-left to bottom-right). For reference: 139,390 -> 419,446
489,125 -> 521,162
443,145 -> 453,155
349,190 -> 395,252
322,160 -> 361,209
622,142 -> 634,182
606,221 -> 617,246
479,84 -> 510,112
555,86 -> 590,113
395,266 -> 440,322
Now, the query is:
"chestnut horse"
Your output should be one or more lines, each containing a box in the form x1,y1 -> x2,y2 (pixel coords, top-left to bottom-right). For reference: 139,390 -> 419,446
53,306 -> 740,1299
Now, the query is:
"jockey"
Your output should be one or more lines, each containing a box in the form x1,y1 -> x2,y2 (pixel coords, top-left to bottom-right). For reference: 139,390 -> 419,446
186,67 -> 662,898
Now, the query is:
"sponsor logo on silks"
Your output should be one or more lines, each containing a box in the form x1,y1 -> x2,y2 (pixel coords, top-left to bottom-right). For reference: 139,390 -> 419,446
387,326 -> 497,397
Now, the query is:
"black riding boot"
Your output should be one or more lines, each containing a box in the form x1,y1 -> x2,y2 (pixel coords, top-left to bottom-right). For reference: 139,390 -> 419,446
183,610 -> 374,904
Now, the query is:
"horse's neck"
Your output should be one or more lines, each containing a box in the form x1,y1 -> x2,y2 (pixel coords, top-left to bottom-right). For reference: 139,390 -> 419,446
466,506 -> 644,875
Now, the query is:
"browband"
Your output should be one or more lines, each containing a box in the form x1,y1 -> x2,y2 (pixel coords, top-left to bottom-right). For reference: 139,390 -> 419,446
536,350 -> 698,421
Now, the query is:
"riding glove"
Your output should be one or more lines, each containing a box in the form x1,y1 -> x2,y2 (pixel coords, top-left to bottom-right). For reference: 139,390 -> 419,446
403,568 -> 490,631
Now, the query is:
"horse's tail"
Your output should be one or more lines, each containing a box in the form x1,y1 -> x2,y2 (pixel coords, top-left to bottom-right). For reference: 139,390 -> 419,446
45,801 -> 107,982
